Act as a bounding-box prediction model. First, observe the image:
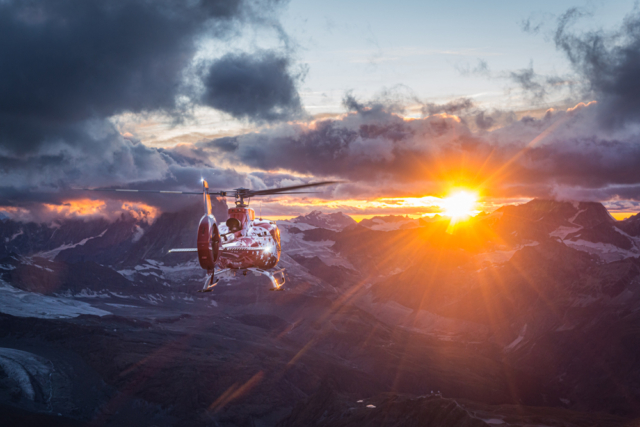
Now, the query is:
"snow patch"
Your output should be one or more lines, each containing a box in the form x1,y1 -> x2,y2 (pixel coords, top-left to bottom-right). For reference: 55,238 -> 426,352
0,282 -> 111,319
5,229 -> 23,243
73,289 -> 111,298
278,221 -> 355,269
132,225 -> 144,243
105,303 -> 139,309
550,226 -> 582,239
504,324 -> 527,352
564,239 -> 640,261
568,208 -> 585,223
35,229 -> 108,260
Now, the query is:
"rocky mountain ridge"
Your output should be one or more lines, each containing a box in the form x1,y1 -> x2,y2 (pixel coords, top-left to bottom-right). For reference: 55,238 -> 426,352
1,198 -> 640,426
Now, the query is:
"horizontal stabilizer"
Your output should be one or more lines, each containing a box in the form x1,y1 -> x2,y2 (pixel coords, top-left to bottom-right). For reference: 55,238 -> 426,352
168,248 -> 198,253
221,246 -> 267,252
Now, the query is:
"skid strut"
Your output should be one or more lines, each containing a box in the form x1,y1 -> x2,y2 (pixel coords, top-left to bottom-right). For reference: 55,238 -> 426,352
198,267 -> 285,292
198,272 -> 218,293
247,267 -> 285,291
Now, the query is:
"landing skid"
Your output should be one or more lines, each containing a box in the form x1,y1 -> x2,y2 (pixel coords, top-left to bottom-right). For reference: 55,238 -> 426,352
254,268 -> 285,291
198,273 -> 219,293
198,267 -> 285,292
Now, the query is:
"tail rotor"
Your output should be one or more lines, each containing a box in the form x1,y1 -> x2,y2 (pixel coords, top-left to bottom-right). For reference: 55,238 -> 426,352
197,179 -> 219,270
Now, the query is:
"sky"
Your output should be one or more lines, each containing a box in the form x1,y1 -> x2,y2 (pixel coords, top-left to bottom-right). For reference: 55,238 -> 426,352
2,0 -> 640,222
283,0 -> 633,109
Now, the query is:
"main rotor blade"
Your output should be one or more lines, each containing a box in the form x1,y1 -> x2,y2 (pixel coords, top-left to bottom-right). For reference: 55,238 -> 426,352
247,181 -> 340,197
79,188 -> 203,195
77,188 -> 233,196
253,191 -> 322,195
76,182 -> 341,198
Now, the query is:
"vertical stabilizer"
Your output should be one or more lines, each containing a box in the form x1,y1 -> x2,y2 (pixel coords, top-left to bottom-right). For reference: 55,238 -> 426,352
202,179 -> 212,216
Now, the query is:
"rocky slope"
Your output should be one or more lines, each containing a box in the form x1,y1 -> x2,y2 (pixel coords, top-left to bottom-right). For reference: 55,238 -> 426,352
0,199 -> 640,425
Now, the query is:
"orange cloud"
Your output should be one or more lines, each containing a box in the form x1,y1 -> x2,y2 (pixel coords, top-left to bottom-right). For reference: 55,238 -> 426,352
1,199 -> 159,223
567,100 -> 597,112
43,199 -> 106,217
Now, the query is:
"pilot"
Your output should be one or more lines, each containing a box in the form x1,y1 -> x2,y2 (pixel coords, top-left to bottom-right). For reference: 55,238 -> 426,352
226,217 -> 241,233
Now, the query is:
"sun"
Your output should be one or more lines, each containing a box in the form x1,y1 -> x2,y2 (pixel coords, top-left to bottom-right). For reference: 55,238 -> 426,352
441,190 -> 478,220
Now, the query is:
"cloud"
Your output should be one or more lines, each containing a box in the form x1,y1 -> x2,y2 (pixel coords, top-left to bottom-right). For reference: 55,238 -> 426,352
0,0 -> 300,154
7,2 -> 640,222
509,63 -> 549,103
195,99 -> 640,202
1,1 -> 221,152
201,51 -> 306,122
422,98 -> 475,116
0,0 -> 312,220
553,7 -> 640,127
0,112 -> 332,221
199,104 -> 458,183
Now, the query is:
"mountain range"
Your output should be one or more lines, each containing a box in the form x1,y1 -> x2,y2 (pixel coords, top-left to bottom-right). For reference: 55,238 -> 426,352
1,199 -> 640,426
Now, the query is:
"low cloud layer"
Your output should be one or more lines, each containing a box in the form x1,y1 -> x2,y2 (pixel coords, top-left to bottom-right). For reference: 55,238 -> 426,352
197,99 -> 640,203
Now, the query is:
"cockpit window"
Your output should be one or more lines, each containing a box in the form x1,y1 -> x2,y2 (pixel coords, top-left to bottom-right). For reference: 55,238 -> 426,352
226,217 -> 241,232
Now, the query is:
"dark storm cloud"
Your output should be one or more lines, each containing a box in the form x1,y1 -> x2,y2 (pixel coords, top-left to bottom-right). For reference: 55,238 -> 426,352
524,138 -> 640,190
553,7 -> 640,127
0,121 -> 270,213
0,0 -> 300,153
0,0 -> 244,153
201,51 -> 306,122
209,137 -> 240,153
198,104 -> 487,184
194,99 -> 640,201
0,0 -> 309,218
510,7 -> 640,126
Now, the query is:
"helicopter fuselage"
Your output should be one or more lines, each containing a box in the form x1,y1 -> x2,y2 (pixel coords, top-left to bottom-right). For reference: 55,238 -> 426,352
214,207 -> 281,270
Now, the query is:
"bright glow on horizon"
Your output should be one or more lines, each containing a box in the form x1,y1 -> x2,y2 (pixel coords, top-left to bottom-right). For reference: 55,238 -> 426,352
610,212 -> 637,221
441,191 -> 478,219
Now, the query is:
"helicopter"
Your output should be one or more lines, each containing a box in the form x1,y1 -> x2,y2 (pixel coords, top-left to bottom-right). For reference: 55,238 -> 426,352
83,180 -> 339,292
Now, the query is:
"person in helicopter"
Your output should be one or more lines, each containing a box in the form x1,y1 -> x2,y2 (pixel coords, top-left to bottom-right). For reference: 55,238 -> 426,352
226,217 -> 241,232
